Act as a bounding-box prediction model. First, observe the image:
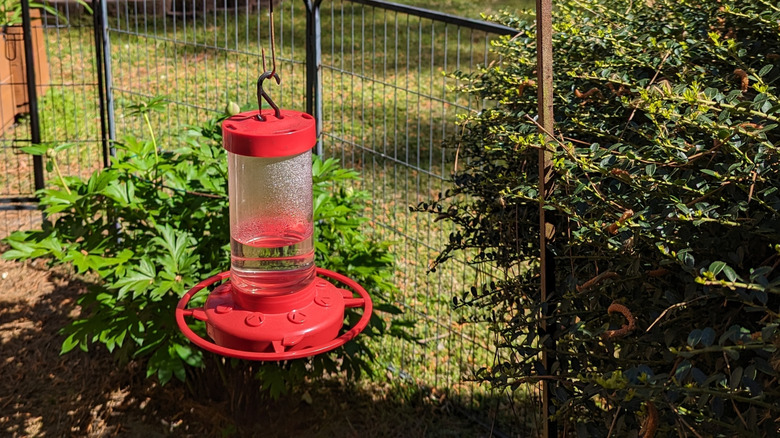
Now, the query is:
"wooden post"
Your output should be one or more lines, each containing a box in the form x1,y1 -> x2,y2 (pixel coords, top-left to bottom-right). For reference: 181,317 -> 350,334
536,0 -> 556,436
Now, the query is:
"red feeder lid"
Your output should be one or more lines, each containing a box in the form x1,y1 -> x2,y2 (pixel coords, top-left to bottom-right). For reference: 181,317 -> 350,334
222,109 -> 316,158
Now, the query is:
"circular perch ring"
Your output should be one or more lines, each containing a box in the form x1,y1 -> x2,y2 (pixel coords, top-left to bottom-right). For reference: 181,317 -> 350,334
175,268 -> 373,361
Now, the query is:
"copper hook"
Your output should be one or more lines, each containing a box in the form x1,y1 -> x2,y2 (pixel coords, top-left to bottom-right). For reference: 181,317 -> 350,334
256,0 -> 282,121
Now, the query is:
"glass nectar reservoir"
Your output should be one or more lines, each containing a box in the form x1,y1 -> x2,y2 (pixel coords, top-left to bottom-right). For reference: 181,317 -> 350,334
225,111 -> 316,296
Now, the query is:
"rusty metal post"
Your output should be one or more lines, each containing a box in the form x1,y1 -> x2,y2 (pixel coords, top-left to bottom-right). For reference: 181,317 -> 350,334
536,0 -> 557,436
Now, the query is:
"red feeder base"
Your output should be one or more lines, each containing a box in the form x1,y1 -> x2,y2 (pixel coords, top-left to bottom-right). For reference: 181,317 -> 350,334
175,268 -> 372,361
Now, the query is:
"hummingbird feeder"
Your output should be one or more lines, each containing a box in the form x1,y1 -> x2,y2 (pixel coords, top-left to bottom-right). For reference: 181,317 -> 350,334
175,1 -> 372,361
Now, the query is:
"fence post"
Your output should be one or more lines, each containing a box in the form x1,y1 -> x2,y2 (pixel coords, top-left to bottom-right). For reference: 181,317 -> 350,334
93,0 -> 109,166
95,0 -> 116,164
304,0 -> 323,155
536,0 -> 557,436
20,0 -> 43,191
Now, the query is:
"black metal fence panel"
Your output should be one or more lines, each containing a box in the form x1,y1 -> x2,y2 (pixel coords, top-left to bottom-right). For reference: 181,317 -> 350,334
0,2 -> 104,237
315,0 -> 516,410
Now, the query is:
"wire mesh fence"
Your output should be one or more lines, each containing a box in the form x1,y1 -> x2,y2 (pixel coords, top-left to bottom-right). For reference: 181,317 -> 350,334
0,4 -> 106,237
107,0 -> 307,139
316,0 -> 517,403
5,0 -> 525,430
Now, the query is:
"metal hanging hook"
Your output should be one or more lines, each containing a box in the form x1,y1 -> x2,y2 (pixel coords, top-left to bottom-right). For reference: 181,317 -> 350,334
256,0 -> 282,121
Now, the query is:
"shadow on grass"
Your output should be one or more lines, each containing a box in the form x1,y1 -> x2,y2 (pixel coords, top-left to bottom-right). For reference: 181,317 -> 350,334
0,257 -> 532,437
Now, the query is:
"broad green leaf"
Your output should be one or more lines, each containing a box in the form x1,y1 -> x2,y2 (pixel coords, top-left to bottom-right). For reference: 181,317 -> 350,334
700,327 -> 716,347
722,265 -> 738,282
708,261 -> 727,276
60,334 -> 81,355
20,144 -> 50,155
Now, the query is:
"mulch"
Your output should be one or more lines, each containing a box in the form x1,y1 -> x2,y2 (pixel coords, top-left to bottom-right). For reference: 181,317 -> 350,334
0,256 -> 496,437
0,258 -> 224,437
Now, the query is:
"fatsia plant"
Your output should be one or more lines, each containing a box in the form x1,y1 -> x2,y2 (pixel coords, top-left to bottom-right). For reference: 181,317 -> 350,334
3,98 -> 405,394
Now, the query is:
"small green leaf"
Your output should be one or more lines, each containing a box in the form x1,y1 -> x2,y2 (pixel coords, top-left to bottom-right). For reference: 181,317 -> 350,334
687,329 -> 702,347
20,145 -> 50,156
730,367 -> 743,390
60,334 -> 81,354
700,169 -> 720,178
761,324 -> 777,341
691,367 -> 707,385
700,327 -> 716,347
722,265 -> 738,282
675,360 -> 692,382
53,142 -> 79,153
708,261 -> 726,276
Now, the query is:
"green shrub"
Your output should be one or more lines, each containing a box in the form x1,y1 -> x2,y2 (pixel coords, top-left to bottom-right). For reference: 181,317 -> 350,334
3,99 -> 402,396
420,0 -> 780,435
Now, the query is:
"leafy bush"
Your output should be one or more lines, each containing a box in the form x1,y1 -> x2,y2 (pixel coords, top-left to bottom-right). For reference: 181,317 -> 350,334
3,99 -> 402,395
419,0 -> 780,435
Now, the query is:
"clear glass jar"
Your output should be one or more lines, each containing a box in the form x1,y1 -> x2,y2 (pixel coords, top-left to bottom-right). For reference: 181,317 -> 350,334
223,110 -> 316,296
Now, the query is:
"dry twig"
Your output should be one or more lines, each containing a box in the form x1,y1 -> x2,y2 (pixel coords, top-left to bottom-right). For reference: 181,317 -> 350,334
646,296 -> 707,332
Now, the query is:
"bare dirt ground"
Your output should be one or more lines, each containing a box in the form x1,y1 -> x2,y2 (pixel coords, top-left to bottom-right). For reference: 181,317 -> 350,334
0,257 -> 198,437
0,255 -> 496,437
